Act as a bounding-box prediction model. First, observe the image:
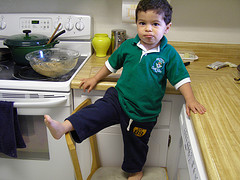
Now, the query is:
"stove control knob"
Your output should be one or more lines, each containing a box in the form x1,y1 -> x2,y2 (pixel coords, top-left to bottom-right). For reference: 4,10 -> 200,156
54,21 -> 63,30
65,22 -> 74,31
75,21 -> 85,31
0,17 -> 7,30
54,16 -> 63,30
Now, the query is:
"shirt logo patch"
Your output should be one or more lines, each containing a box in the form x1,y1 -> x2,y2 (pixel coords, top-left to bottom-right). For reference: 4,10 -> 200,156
133,127 -> 147,137
151,58 -> 165,73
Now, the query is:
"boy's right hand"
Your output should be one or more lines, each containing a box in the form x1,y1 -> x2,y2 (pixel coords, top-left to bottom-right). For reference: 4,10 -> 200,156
79,77 -> 98,93
79,65 -> 112,93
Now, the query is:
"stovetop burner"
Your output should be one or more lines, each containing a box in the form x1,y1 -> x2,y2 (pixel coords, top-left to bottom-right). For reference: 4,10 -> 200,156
13,66 -> 53,81
0,64 -> 9,72
0,48 -> 12,63
0,47 -> 87,82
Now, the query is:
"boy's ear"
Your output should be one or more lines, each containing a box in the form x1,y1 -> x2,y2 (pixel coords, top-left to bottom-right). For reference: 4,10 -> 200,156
164,22 -> 172,34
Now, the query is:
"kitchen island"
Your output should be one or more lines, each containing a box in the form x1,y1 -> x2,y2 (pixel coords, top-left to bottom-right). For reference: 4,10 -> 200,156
71,42 -> 240,180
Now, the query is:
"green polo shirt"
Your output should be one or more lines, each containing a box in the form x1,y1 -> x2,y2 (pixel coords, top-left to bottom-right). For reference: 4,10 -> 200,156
106,35 -> 190,122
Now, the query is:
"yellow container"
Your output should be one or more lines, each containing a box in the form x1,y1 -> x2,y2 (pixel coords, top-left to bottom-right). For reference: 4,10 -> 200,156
92,34 -> 111,57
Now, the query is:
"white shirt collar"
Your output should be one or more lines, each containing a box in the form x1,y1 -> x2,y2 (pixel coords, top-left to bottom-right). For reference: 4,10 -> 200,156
137,41 -> 160,53
137,41 -> 160,62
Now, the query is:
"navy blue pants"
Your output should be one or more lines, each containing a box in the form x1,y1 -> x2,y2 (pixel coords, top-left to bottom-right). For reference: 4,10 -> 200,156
67,87 -> 156,173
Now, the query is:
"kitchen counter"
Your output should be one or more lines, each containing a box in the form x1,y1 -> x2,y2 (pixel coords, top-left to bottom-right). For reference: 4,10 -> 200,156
71,42 -> 240,180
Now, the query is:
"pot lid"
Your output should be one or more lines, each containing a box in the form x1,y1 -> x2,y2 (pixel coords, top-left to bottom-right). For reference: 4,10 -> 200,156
4,30 -> 49,47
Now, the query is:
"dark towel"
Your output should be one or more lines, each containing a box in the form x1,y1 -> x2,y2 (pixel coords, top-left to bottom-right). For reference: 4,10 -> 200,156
0,101 -> 26,158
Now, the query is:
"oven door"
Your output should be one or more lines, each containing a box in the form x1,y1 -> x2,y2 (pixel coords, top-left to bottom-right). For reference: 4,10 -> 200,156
0,89 -> 75,180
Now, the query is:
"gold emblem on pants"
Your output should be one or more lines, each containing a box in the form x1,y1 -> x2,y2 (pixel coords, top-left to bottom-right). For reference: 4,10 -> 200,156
133,127 -> 147,137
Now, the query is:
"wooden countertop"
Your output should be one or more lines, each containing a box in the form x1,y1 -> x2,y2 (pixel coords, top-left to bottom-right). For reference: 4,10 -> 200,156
71,42 -> 240,180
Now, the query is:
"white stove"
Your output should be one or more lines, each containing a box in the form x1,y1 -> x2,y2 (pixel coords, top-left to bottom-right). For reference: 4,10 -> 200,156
0,13 -> 92,180
0,13 -> 92,92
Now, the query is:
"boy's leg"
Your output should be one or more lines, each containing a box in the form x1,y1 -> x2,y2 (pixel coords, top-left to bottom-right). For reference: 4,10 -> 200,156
44,87 -> 121,142
66,87 -> 122,143
120,118 -> 156,175
44,115 -> 73,139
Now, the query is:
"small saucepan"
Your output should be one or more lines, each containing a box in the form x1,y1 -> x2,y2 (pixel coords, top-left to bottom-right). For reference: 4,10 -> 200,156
4,30 -> 60,65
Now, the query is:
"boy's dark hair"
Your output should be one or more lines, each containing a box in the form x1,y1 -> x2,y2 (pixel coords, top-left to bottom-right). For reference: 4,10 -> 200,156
135,0 -> 172,25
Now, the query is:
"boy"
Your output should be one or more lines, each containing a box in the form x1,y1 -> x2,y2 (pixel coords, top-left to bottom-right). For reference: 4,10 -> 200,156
44,0 -> 206,179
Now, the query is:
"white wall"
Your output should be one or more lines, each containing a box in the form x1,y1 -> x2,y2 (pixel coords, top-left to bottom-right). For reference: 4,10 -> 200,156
168,0 -> 240,44
1,0 -> 239,44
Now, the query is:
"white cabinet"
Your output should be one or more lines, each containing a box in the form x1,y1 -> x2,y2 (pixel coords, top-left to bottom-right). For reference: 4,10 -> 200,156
72,89 -> 184,180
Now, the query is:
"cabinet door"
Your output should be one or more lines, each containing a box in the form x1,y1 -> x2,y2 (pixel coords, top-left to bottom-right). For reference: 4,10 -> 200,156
96,126 -> 123,166
96,125 -> 169,167
155,100 -> 172,128
146,128 -> 169,166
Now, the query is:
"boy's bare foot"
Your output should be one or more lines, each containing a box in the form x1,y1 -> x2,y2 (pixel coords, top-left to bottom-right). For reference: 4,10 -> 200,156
128,171 -> 143,180
44,115 -> 73,140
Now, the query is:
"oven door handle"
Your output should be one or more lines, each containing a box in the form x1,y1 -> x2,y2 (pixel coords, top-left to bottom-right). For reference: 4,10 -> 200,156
13,97 -> 67,108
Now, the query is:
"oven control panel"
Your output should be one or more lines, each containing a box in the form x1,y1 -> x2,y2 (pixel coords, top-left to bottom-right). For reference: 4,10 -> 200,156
19,17 -> 52,32
0,13 -> 92,40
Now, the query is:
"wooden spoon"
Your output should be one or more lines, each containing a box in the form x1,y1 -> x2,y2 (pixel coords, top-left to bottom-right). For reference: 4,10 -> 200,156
47,23 -> 61,44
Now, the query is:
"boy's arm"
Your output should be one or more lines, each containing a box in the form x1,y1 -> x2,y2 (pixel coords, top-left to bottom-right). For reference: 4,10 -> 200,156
79,65 -> 112,93
178,82 -> 206,116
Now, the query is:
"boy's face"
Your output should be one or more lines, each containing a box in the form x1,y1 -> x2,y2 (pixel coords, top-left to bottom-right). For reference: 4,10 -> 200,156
136,10 -> 171,50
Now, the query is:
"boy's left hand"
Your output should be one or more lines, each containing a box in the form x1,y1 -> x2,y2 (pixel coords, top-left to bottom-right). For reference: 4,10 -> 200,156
178,82 -> 206,116
185,100 -> 206,116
